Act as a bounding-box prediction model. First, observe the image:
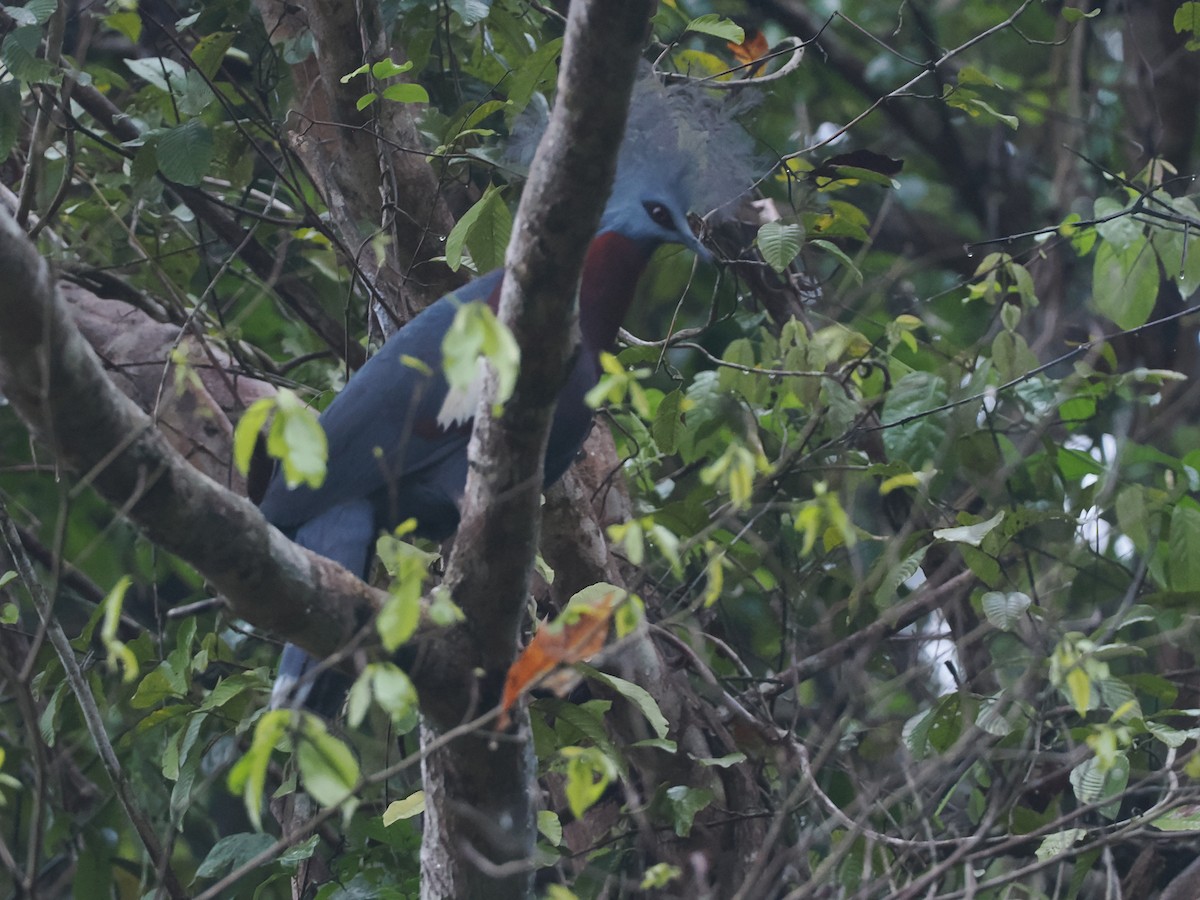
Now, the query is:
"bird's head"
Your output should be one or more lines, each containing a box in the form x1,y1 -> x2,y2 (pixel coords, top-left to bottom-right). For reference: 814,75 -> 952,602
598,171 -> 709,260
596,75 -> 758,260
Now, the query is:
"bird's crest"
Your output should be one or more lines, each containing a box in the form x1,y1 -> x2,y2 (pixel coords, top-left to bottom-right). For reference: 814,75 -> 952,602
509,70 -> 761,222
615,75 -> 760,221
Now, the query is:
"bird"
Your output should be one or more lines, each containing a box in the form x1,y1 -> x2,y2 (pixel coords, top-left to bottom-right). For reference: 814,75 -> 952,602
258,75 -> 757,712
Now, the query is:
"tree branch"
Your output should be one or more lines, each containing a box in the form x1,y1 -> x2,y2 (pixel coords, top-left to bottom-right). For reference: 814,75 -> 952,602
0,206 -> 386,665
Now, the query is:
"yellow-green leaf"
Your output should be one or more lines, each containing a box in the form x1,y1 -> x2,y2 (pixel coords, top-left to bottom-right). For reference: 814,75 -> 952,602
382,791 -> 425,825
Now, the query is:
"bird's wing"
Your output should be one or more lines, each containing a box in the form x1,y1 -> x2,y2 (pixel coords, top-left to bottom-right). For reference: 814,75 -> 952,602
258,270 -> 503,530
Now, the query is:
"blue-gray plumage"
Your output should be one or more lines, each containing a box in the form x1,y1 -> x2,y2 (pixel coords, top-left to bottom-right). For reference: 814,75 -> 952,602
260,76 -> 757,712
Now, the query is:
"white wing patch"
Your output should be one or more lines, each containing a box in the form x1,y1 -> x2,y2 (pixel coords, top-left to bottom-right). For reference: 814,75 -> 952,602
437,357 -> 487,430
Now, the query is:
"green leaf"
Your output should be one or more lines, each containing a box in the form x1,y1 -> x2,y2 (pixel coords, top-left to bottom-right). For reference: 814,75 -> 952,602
1062,7 -> 1100,21
1092,236 -> 1159,329
1149,198 -> 1200,296
195,832 -> 277,879
981,590 -> 1031,631
233,397 -> 272,476
382,83 -> 430,104
880,372 -> 949,470
944,88 -> 1017,129
1098,677 -> 1141,720
991,330 -> 1039,382
227,710 -> 290,830
100,576 -> 138,683
537,810 -> 563,846
664,785 -> 715,837
441,300 -> 520,417
131,664 -> 186,708
125,55 -> 187,94
191,31 -> 235,80
873,545 -> 928,608
1067,667 -> 1091,716
975,695 -> 1024,737
376,589 -> 421,653
104,11 -> 142,43
757,221 -> 804,272
0,82 -> 21,163
376,532 -> 434,652
935,511 -> 1005,547
448,0 -> 490,26
1145,720 -> 1196,748
506,38 -> 563,110
445,185 -> 511,273
925,694 -> 965,753
373,664 -> 418,721
698,752 -> 747,767
966,97 -> 1018,130
198,671 -> 261,712
1151,806 -> 1200,831
547,700 -> 615,752
1175,1 -> 1200,49
371,59 -> 414,79
38,682 -> 67,747
957,66 -> 998,88
1057,446 -> 1104,480
156,119 -> 213,186
579,666 -> 669,740
2,26 -> 59,84
652,389 -> 683,455
23,0 -> 57,26
1168,503 -> 1200,591
168,721 -> 204,817
266,389 -> 328,490
810,238 -> 863,284
685,14 -> 745,43
296,717 -> 360,810
562,747 -> 615,819
427,585 -> 465,626
353,662 -> 418,728
279,835 -> 320,866
382,791 -> 425,825
1093,197 -> 1143,249
1115,485 -> 1152,554
1070,753 -> 1128,820
1035,828 -> 1085,862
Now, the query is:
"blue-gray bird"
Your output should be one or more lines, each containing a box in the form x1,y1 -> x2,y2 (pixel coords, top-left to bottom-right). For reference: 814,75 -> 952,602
260,77 -> 755,711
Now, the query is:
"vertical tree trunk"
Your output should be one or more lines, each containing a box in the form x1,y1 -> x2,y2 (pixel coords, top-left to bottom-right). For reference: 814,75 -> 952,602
420,719 -> 538,899
415,1 -> 654,895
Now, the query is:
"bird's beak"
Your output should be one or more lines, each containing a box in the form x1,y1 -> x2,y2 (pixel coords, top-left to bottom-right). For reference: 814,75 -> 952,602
682,220 -> 712,262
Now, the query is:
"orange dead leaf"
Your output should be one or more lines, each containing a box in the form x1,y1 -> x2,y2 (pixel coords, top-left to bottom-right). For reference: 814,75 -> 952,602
498,591 -> 619,729
729,30 -> 770,69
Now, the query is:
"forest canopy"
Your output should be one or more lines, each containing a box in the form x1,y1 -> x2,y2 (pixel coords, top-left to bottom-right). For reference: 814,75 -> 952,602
3,1 -> 1200,898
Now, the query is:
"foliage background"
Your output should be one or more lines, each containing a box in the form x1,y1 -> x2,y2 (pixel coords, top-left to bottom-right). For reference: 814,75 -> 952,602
3,0 -> 1200,897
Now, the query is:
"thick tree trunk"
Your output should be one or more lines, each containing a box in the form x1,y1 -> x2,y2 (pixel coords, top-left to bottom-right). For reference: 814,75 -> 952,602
419,718 -> 538,899
415,1 -> 654,895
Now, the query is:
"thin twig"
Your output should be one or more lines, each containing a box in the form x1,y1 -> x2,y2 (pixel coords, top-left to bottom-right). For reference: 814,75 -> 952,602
0,495 -> 188,900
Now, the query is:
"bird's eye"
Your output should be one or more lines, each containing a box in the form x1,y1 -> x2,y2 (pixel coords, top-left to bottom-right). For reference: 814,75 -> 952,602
643,201 -> 674,229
